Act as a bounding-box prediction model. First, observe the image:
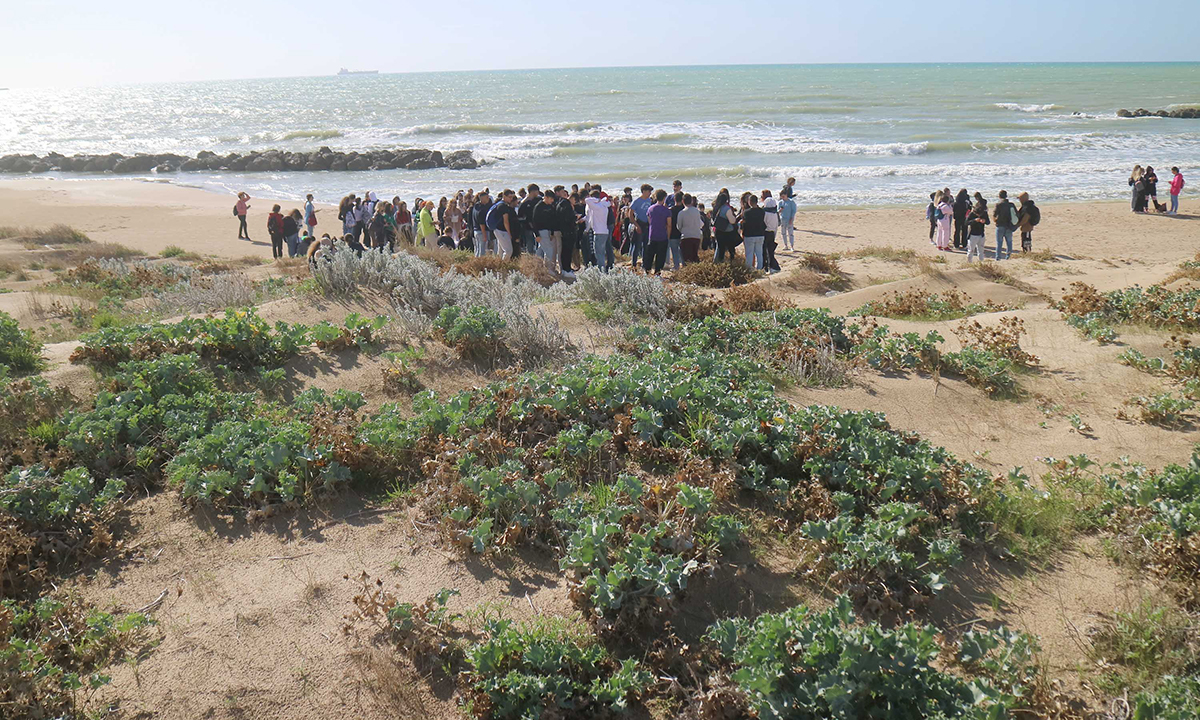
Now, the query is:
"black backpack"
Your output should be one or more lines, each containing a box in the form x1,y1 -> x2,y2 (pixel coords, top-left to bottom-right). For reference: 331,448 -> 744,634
232,204 -> 238,217
1027,204 -> 1041,227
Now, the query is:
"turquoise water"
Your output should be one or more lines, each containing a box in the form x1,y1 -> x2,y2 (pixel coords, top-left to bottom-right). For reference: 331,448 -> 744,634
1,63 -> 1197,205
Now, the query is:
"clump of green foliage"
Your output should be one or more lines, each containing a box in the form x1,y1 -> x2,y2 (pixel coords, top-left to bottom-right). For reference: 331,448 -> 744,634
0,310 -> 43,374
70,308 -> 311,368
432,305 -> 505,359
310,313 -> 388,352
850,288 -> 1015,321
704,596 -> 1045,719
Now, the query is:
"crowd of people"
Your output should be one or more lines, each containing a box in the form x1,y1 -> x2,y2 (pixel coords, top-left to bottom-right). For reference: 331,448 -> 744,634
1129,165 -> 1185,215
925,187 -> 1040,262
239,177 -> 804,276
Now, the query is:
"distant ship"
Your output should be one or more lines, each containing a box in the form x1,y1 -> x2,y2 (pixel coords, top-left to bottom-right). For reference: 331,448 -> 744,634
337,68 -> 378,76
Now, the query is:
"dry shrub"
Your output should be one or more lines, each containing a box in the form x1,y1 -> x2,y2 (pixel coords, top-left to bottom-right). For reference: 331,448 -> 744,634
779,268 -> 829,294
1022,248 -> 1058,263
664,285 -> 721,321
1,224 -> 91,245
517,255 -> 558,288
841,246 -> 919,263
674,259 -> 763,288
1057,281 -> 1107,316
800,253 -> 841,276
456,254 -> 520,277
724,283 -> 788,313
411,245 -> 465,272
1165,254 -> 1200,285
855,288 -> 1012,320
64,243 -> 141,262
955,316 -> 1039,367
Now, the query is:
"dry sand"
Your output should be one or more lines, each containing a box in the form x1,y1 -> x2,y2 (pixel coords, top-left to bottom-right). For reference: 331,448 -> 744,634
3,177 -> 1200,719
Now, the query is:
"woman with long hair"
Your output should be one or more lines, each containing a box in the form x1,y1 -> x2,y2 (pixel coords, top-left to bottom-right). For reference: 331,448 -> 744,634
1129,165 -> 1145,213
395,201 -> 414,245
445,195 -> 464,246
935,191 -> 954,251
711,191 -> 740,263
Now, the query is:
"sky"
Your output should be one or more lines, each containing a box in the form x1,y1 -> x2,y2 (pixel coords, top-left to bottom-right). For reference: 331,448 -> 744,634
2,0 -> 1198,88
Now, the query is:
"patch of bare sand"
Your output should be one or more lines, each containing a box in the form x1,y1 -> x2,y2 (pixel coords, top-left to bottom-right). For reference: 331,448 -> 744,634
79,493 -> 571,720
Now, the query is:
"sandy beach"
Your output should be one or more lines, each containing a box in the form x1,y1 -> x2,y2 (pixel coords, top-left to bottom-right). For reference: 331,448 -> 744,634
0,176 -> 1195,268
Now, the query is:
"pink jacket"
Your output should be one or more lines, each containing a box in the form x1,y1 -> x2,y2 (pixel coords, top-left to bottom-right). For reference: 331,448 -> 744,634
1170,173 -> 1185,195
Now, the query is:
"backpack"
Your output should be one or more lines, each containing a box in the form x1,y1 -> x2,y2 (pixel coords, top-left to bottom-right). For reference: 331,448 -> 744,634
267,214 -> 283,236
233,204 -> 239,217
486,202 -> 507,231
713,205 -> 733,232
1009,206 -> 1019,227
1027,204 -> 1041,227
933,206 -> 944,221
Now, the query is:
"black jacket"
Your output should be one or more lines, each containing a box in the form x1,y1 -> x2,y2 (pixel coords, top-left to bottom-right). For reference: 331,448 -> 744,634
555,198 -> 576,237
953,191 -> 971,217
967,204 -> 990,236
532,201 -> 557,232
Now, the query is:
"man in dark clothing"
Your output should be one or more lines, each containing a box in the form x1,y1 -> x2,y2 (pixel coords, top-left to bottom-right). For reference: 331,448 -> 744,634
952,189 -> 971,249
532,190 -> 560,275
471,192 -> 491,257
554,186 -> 577,278
516,184 -> 542,258
669,191 -> 685,271
992,190 -> 1017,261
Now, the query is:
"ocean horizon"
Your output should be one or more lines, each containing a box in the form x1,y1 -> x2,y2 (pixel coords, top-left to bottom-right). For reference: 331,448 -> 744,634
2,62 -> 1197,206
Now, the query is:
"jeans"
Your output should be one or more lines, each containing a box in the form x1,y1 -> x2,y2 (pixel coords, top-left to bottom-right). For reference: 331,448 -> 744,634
592,232 -> 612,272
270,233 -> 283,259
522,229 -> 537,257
285,233 -> 301,258
644,240 -> 668,274
475,228 -> 489,256
632,221 -> 648,265
494,230 -> 513,259
1171,194 -> 1179,214
538,230 -> 562,274
995,227 -> 1013,260
743,236 -> 764,269
238,214 -> 249,238
966,234 -> 985,263
779,221 -> 795,248
668,238 -> 682,270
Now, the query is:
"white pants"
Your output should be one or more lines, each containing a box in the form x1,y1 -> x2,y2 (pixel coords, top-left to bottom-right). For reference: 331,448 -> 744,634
494,230 -> 513,259
966,234 -> 985,263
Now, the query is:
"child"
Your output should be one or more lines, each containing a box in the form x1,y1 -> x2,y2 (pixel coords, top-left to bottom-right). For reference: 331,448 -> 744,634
965,198 -> 990,263
778,194 -> 797,250
925,192 -> 937,243
1170,167 -> 1185,216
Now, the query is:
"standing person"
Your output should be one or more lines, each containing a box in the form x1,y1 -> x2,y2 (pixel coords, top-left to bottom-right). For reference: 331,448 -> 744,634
445,197 -> 464,246
395,201 -> 414,245
935,191 -> 953,251
584,189 -> 613,272
574,191 -> 593,268
668,191 -> 685,271
740,195 -> 766,270
699,203 -> 712,252
778,192 -> 797,250
666,180 -> 683,208
487,190 -> 518,259
266,204 -> 285,259
711,192 -> 740,262
532,190 -> 561,275
1017,192 -> 1039,253
339,195 -> 357,239
1145,166 -> 1164,213
677,194 -> 703,264
416,200 -> 438,247
780,176 -> 797,200
554,186 -> 577,279
643,189 -> 672,276
992,190 -> 1017,260
517,184 -> 541,256
370,202 -> 395,250
354,196 -> 371,244
761,190 -> 780,273
925,192 -> 938,244
964,195 -> 990,263
437,197 -> 448,233
282,209 -> 302,258
629,184 -> 654,269
472,192 -> 492,257
952,189 -> 971,249
1129,166 -> 1146,213
235,192 -> 251,240
304,194 -> 318,236
1169,167 -> 1185,215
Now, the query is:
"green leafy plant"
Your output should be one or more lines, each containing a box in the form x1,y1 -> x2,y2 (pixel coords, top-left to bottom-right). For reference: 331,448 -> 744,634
381,347 -> 425,395
1122,392 -> 1196,427
310,313 -> 388,352
0,310 -> 43,374
432,305 -> 505,359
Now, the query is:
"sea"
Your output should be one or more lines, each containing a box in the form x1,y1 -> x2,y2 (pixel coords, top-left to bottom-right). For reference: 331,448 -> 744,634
2,63 -> 1198,207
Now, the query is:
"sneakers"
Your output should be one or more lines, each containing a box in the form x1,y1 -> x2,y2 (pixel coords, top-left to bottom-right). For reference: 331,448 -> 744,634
561,270 -> 576,280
